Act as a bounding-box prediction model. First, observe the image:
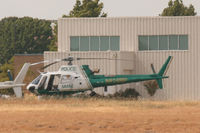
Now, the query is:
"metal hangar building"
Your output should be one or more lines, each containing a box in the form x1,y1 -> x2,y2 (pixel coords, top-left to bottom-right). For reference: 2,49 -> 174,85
44,16 -> 200,100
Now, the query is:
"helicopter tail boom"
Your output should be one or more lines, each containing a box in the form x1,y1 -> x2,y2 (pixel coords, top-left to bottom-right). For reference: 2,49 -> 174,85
84,56 -> 172,89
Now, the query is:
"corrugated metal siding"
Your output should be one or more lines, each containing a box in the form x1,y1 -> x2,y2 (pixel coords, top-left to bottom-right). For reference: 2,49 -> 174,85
134,17 -> 200,100
55,17 -> 200,100
58,17 -> 138,52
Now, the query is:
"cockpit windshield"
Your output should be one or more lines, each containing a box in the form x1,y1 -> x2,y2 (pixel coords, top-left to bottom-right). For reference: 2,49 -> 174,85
32,75 -> 42,85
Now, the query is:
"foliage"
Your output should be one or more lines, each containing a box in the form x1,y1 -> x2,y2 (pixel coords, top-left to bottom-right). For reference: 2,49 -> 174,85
160,0 -> 196,16
48,23 -> 58,51
70,88 -> 140,99
63,0 -> 107,17
0,57 -> 14,82
144,80 -> 159,96
51,0 -> 107,53
112,88 -> 140,99
0,57 -> 14,95
0,88 -> 14,96
0,17 -> 53,64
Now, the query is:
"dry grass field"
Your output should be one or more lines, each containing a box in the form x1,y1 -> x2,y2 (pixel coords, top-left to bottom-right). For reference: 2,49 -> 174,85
0,96 -> 200,133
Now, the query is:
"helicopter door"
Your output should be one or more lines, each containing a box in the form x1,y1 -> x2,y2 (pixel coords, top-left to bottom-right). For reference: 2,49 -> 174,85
59,75 -> 73,90
38,76 -> 47,90
50,74 -> 61,90
46,75 -> 54,91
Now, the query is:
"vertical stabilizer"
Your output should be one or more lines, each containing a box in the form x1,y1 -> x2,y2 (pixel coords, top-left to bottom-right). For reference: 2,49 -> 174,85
13,63 -> 30,98
158,56 -> 173,76
14,63 -> 30,84
156,56 -> 173,89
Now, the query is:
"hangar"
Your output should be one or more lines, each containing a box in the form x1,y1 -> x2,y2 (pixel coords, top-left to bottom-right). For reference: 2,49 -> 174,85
44,16 -> 200,100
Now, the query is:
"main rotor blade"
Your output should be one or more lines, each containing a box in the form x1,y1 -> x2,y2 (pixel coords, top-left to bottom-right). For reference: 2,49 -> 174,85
77,57 -> 109,60
76,57 -> 132,61
40,58 -> 71,70
40,56 -> 133,70
31,60 -> 49,66
41,61 -> 59,70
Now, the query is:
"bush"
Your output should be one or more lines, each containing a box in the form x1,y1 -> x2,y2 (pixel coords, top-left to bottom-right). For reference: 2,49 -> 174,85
0,57 -> 15,95
70,88 -> 140,100
111,88 -> 140,99
144,80 -> 159,96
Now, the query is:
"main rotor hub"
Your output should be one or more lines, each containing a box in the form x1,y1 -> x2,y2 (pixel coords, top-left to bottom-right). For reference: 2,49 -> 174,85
66,56 -> 74,65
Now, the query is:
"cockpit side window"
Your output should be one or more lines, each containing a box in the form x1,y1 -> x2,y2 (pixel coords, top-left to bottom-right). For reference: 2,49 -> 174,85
38,76 -> 47,90
32,75 -> 42,85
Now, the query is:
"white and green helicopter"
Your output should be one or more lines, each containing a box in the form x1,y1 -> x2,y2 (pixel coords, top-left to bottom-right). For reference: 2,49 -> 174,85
26,56 -> 172,96
0,61 -> 49,98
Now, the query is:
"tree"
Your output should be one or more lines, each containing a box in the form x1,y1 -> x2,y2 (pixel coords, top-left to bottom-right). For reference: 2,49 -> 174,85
63,0 -> 107,17
0,57 -> 14,95
50,0 -> 107,51
0,17 -> 53,64
161,0 -> 196,16
48,23 -> 58,51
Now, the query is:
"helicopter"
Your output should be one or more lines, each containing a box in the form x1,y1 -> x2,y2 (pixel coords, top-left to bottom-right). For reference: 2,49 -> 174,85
0,60 -> 49,98
0,63 -> 30,98
26,56 -> 173,96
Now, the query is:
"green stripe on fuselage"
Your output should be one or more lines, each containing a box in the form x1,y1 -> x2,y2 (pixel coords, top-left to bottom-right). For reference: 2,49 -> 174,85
89,74 -> 162,88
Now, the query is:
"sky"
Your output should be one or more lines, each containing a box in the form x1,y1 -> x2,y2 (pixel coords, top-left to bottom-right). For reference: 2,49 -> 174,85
0,0 -> 199,20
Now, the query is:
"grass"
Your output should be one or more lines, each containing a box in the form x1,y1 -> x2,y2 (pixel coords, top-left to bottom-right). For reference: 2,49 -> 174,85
0,95 -> 199,112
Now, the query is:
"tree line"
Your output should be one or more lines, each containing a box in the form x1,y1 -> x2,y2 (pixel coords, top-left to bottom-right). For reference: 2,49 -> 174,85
0,17 -> 53,64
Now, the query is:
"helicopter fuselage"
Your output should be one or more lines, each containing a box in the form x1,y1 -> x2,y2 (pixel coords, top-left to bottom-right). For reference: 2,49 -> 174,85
27,56 -> 172,96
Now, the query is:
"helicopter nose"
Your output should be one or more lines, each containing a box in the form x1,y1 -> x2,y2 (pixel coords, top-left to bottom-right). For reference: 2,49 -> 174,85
28,86 -> 35,93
